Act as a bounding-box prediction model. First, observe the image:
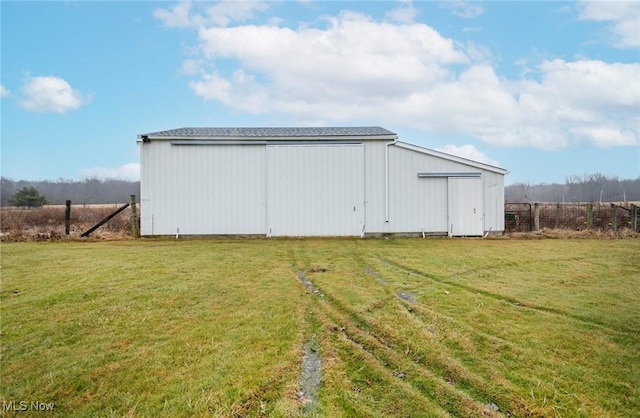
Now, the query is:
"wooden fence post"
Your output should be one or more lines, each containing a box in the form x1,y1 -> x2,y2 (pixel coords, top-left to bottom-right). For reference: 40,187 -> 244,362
534,203 -> 540,231
610,203 -> 618,232
587,203 -> 593,229
65,200 -> 71,235
631,204 -> 638,232
130,194 -> 139,238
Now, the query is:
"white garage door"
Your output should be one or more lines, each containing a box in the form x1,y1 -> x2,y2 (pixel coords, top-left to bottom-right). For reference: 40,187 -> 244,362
266,144 -> 365,236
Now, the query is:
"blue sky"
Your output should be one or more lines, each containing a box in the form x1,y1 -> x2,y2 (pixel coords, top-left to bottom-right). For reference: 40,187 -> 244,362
1,1 -> 639,185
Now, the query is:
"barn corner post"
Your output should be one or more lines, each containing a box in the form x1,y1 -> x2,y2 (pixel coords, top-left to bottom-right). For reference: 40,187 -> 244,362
65,200 -> 71,235
130,194 -> 139,238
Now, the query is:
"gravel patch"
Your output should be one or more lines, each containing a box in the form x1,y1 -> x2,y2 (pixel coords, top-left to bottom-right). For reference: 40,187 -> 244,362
296,271 -> 324,298
396,291 -> 416,303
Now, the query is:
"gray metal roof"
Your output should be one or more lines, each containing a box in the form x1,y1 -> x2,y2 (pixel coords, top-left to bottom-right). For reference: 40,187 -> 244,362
140,126 -> 397,139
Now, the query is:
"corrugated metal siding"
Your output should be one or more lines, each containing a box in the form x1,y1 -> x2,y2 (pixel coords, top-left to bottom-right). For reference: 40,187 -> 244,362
380,145 -> 504,234
363,141 -> 388,232
387,173 -> 448,233
140,138 -> 505,236
386,146 -> 478,233
141,142 -> 265,235
483,171 -> 505,232
266,144 -> 365,236
448,177 -> 484,236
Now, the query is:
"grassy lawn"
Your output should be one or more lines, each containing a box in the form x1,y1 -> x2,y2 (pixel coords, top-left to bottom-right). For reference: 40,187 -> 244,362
1,238 -> 638,417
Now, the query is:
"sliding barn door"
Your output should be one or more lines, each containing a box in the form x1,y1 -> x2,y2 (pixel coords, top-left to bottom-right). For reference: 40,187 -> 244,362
448,177 -> 483,236
266,144 -> 365,236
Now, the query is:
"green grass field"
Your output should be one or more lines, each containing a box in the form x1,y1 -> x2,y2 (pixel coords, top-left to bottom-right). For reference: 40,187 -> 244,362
1,238 -> 638,417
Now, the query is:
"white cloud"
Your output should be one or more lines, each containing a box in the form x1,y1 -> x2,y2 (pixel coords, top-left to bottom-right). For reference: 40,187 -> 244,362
569,126 -> 638,148
153,0 -> 195,28
577,0 -> 640,48
203,0 -> 268,27
194,11 -> 467,102
404,59 -> 639,149
179,59 -> 204,76
19,75 -> 91,113
154,0 -> 268,28
436,144 -> 500,166
158,4 -> 639,150
0,85 -> 10,98
535,59 -> 639,109
386,0 -> 419,24
189,71 -> 232,102
439,1 -> 485,19
79,163 -> 140,181
512,59 -> 639,148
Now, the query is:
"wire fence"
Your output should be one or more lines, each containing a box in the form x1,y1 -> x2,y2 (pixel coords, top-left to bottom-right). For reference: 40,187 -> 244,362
1,204 -> 137,241
505,202 -> 639,233
2,202 -> 637,240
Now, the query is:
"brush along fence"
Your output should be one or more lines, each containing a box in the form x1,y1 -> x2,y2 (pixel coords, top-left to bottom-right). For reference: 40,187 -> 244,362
505,202 -> 639,233
2,200 -> 637,240
1,196 -> 139,241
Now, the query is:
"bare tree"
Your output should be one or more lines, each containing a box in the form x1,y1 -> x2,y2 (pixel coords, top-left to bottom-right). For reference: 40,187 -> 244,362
506,174 -> 639,203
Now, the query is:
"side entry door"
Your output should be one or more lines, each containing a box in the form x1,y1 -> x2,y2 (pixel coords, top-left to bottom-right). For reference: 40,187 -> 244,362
448,177 -> 483,236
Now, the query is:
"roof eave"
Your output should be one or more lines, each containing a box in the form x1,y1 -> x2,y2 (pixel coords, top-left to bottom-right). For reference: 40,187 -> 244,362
395,141 -> 508,175
139,134 -> 398,142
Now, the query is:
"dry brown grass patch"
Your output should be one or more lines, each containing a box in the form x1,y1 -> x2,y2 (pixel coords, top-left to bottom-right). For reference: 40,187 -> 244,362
501,228 -> 639,240
1,205 -> 136,241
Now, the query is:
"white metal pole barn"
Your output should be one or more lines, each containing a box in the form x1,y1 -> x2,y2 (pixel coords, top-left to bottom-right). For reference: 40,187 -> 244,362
137,127 -> 507,237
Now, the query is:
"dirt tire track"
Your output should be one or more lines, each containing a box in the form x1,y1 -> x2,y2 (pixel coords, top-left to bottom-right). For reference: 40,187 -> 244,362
300,265 -> 513,417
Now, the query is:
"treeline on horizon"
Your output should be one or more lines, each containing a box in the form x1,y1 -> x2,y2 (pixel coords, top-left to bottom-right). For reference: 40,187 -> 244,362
506,173 -> 640,203
1,173 -> 638,206
1,177 -> 140,206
